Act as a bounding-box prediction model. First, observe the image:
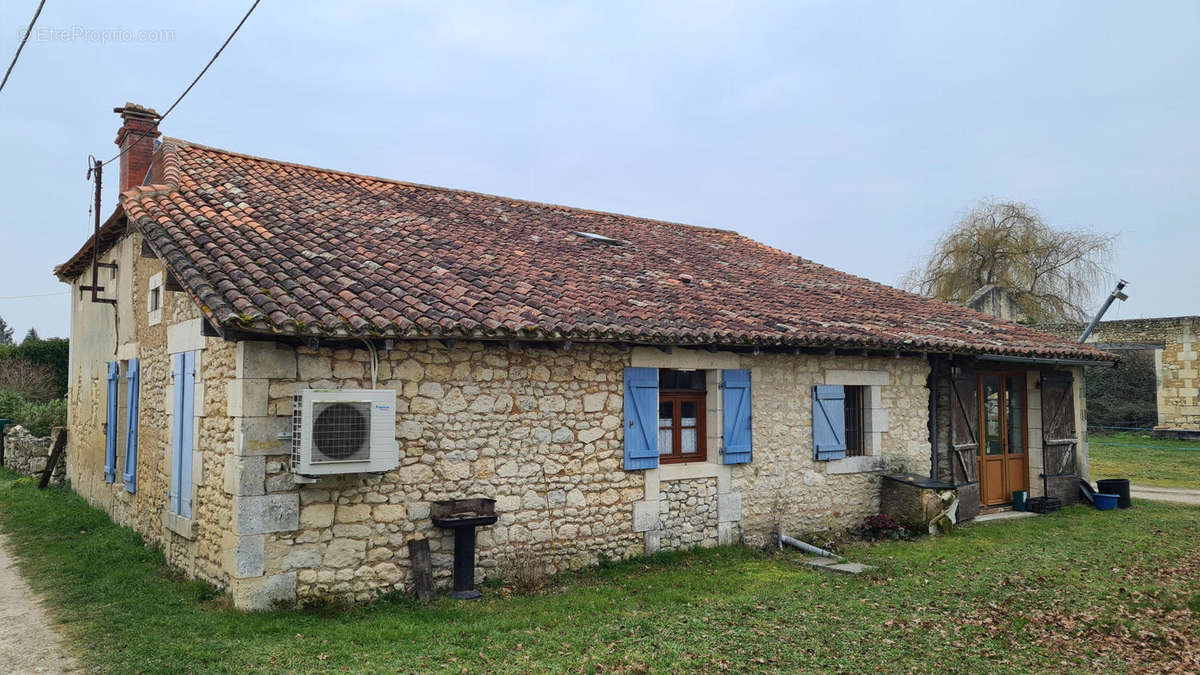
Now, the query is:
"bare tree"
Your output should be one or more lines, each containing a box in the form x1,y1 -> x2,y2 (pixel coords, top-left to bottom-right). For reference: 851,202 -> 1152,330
903,200 -> 1115,322
0,356 -> 58,401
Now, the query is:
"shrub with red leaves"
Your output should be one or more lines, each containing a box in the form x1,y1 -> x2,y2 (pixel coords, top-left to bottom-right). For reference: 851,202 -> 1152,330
853,513 -> 912,541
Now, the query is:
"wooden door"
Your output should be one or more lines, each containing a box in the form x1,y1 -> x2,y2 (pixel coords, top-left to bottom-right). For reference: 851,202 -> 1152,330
1040,372 -> 1078,504
977,372 -> 1029,506
949,370 -> 981,521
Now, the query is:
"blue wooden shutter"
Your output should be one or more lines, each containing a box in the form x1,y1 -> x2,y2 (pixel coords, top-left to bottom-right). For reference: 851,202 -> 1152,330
169,354 -> 184,514
721,369 -> 752,464
104,361 -> 119,483
623,367 -> 659,470
122,358 -> 140,493
813,385 -> 847,461
179,351 -> 197,517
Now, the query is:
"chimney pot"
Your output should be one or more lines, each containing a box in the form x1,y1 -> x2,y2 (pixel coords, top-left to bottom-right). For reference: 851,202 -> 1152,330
113,102 -> 161,193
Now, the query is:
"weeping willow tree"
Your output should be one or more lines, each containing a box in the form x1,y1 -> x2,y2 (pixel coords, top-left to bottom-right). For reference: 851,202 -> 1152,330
904,200 -> 1115,323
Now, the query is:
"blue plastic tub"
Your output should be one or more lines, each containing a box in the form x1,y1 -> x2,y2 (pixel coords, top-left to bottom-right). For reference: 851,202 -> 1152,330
1094,493 -> 1119,511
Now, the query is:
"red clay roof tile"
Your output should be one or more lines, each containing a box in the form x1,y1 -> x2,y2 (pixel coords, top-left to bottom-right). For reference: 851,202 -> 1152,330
58,138 -> 1112,361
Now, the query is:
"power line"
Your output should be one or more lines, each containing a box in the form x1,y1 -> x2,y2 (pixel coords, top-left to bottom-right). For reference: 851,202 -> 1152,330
0,0 -> 47,97
101,0 -> 262,168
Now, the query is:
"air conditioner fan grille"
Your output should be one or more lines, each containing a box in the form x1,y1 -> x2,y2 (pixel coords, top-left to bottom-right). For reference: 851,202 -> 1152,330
312,401 -> 370,462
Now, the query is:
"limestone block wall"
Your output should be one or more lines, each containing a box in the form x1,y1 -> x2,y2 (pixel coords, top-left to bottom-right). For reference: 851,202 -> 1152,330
64,230 -> 234,590
1156,323 -> 1199,430
226,340 -> 645,606
220,343 -> 934,607
729,353 -> 932,543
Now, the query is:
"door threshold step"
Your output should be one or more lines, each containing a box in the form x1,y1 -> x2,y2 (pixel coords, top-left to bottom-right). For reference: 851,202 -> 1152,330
973,510 -> 1038,523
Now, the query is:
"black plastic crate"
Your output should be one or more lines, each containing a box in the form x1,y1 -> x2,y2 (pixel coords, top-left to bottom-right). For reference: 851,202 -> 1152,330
1027,497 -> 1062,514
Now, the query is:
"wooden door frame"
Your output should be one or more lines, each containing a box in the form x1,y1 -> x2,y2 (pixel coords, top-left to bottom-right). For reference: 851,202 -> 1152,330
976,370 -> 1031,506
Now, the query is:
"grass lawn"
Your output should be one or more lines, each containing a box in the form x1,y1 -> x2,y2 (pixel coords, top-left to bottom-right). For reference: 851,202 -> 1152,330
1089,432 -> 1200,488
1,471 -> 1199,673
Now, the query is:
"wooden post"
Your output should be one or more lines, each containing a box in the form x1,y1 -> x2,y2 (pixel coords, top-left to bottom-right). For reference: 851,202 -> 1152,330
408,538 -> 435,604
37,428 -> 67,490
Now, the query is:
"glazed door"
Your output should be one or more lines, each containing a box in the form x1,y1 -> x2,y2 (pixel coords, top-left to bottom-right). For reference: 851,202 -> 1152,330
978,373 -> 1029,506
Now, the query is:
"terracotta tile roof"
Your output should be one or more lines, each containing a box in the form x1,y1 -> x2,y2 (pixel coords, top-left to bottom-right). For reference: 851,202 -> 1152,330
59,139 -> 1113,361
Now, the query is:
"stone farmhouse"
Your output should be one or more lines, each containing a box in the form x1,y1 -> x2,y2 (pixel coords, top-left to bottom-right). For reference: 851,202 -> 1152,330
55,104 -> 1114,609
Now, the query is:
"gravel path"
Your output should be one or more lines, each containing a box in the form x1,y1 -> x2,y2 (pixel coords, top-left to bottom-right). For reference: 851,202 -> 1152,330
0,533 -> 78,674
1130,485 -> 1200,506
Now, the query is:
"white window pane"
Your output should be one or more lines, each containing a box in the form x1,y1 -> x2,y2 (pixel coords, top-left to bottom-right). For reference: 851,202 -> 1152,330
658,425 -> 673,455
681,427 -> 697,454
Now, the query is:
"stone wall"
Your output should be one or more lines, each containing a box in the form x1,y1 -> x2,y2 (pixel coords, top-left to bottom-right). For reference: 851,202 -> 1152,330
730,353 -> 932,543
659,477 -> 719,550
227,340 -> 645,607
2,425 -> 65,481
64,229 -> 235,591
1042,317 -> 1200,431
220,342 -> 936,608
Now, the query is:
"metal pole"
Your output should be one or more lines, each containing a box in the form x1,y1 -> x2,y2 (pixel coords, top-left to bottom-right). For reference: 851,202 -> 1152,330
1079,279 -> 1128,343
929,359 -> 939,482
88,159 -> 102,304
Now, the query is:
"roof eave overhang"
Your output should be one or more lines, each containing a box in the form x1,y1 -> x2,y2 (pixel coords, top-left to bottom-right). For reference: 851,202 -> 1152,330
54,205 -> 128,282
973,353 -> 1116,368
199,323 -> 1117,365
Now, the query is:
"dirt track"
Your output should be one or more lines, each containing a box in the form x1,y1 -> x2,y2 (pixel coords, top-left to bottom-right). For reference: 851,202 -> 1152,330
1131,485 -> 1200,505
0,533 -> 77,674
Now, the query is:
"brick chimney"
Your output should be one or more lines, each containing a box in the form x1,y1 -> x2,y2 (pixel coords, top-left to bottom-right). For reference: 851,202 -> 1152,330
113,103 -> 161,193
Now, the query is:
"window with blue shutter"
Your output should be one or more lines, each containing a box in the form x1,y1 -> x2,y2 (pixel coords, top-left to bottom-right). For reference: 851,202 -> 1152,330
623,367 -> 659,470
813,385 -> 847,461
104,361 -> 119,483
122,358 -> 140,493
170,351 -> 197,517
721,369 -> 752,464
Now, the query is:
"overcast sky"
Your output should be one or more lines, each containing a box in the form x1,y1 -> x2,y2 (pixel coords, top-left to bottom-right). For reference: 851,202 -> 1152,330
1,1 -> 1197,339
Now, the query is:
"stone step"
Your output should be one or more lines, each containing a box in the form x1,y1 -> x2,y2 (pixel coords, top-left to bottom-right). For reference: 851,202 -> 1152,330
799,556 -> 875,575
973,510 -> 1038,523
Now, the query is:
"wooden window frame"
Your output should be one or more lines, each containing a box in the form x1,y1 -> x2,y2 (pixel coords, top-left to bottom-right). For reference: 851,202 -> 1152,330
844,385 -> 865,457
658,370 -> 708,464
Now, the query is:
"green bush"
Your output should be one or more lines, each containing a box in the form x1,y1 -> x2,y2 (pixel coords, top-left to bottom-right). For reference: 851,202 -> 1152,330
18,398 -> 66,437
0,389 -> 24,420
0,390 -> 66,437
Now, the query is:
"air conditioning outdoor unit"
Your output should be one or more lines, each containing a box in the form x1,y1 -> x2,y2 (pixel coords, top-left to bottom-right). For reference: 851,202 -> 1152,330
292,389 -> 400,476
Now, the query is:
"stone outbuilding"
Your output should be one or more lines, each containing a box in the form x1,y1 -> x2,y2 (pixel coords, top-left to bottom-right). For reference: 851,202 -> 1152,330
1044,317 -> 1199,438
54,104 -> 1114,609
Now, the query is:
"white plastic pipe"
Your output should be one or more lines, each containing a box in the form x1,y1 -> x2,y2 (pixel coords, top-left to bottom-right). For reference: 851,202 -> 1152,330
775,533 -> 843,560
